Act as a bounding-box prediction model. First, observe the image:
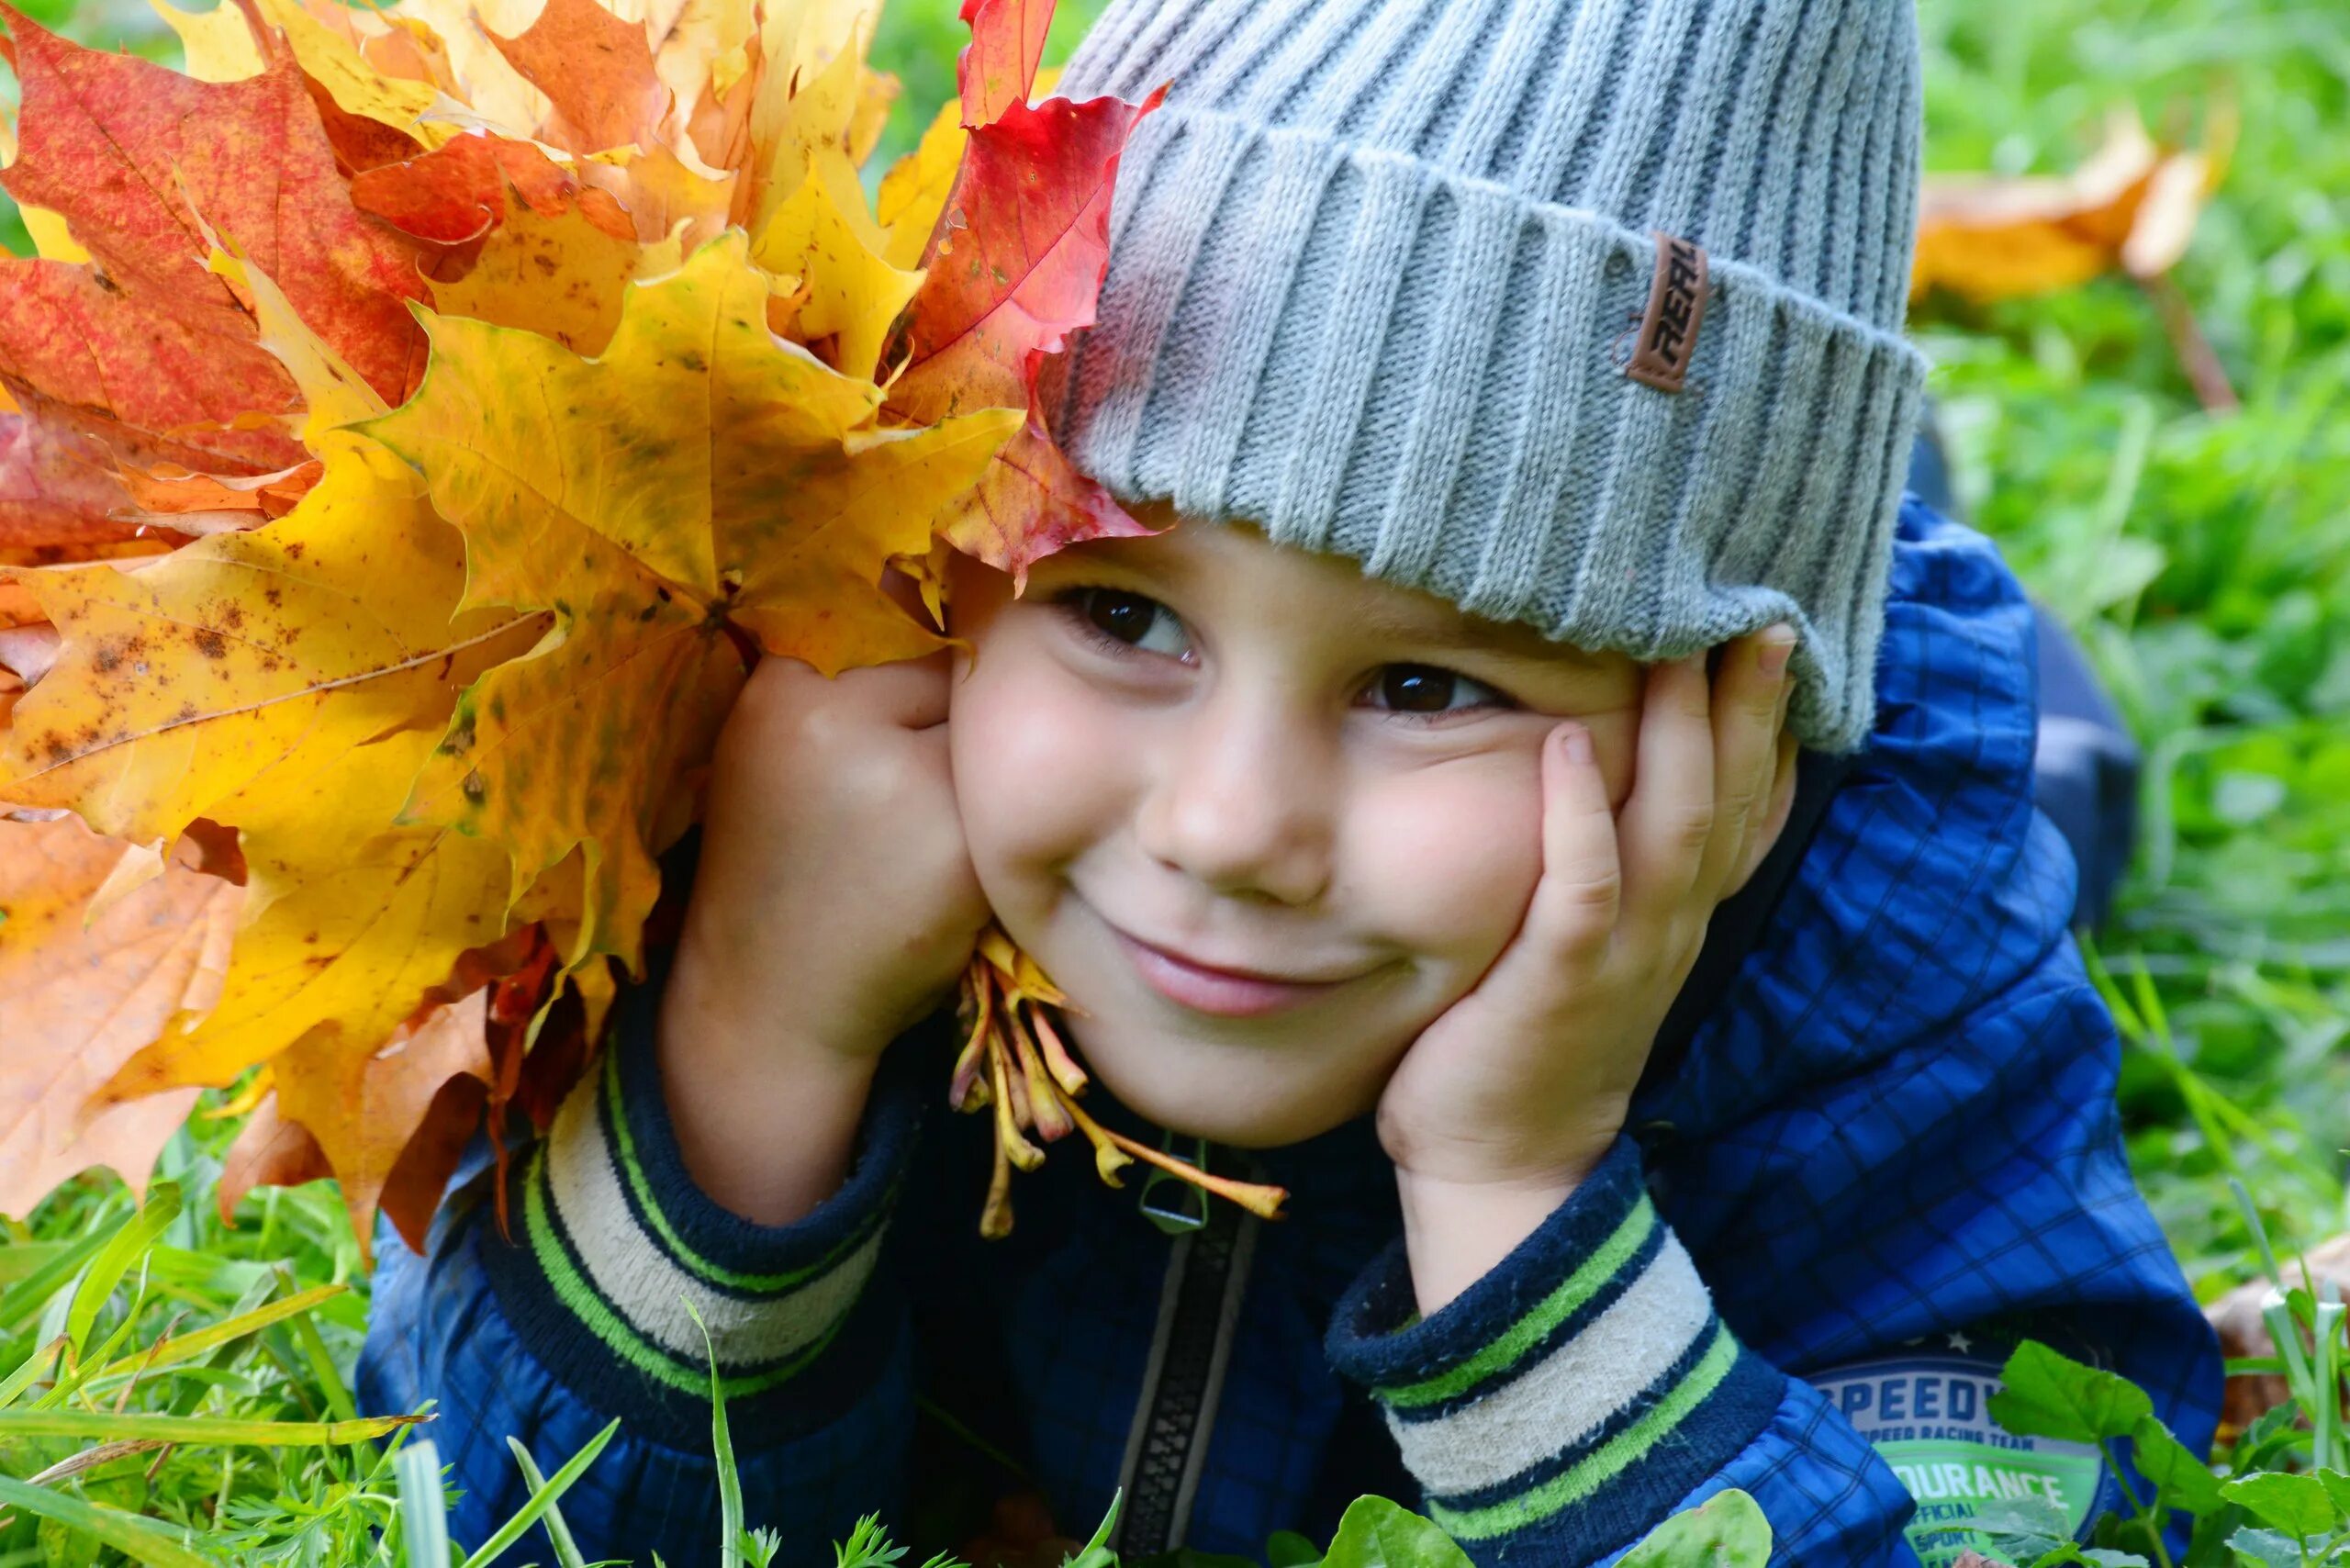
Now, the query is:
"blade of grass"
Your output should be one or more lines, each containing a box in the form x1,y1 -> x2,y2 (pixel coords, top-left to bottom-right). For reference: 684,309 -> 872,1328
506,1437 -> 590,1568
0,1230 -> 109,1335
24,1438 -> 174,1486
397,1437 -> 453,1568
118,1284 -> 349,1377
0,1408 -> 421,1444
66,1183 -> 180,1356
0,1473 -> 214,1568
0,1336 -> 65,1407
683,1302 -> 744,1568
457,1417 -> 620,1568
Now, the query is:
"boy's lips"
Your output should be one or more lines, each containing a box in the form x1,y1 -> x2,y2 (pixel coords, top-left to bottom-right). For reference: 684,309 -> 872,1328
1106,926 -> 1351,1018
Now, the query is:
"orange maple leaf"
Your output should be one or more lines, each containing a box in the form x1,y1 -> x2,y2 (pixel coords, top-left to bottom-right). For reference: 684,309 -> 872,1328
0,815 -> 241,1220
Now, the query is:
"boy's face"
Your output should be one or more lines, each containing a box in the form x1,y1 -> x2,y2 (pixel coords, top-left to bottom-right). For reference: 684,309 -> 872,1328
945,508 -> 1645,1149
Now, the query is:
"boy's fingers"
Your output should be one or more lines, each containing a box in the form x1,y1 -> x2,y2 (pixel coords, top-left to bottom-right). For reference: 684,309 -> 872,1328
843,649 -> 956,729
1731,671 -> 1801,879
1617,653 -> 1716,914
1700,625 -> 1796,893
1523,722 -> 1622,952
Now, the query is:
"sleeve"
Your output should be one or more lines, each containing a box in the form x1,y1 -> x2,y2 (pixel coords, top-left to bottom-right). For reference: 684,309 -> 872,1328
1325,1137 -> 1919,1566
357,964 -> 928,1568
1325,878 -> 2220,1568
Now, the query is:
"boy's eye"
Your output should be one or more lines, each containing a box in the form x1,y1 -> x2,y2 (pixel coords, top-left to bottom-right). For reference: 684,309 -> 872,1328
1072,588 -> 1192,658
1367,665 -> 1508,715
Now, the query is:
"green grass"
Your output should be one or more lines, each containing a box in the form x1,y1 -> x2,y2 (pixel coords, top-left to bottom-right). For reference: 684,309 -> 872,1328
3,0 -> 2347,1560
1910,0 -> 2350,1291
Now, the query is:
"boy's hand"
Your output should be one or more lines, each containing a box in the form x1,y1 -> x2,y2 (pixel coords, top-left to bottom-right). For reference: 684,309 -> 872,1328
1376,627 -> 1798,1309
659,648 -> 991,1224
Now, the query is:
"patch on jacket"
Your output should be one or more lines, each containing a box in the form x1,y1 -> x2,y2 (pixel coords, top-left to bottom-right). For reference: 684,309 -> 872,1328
1807,1339 -> 2105,1568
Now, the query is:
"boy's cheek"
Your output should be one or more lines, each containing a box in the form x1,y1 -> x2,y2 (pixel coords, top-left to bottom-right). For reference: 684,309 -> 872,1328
1347,769 -> 1546,976
948,645 -> 1134,889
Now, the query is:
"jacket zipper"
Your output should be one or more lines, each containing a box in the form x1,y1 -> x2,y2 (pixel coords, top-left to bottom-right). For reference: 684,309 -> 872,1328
1113,1168 -> 1261,1556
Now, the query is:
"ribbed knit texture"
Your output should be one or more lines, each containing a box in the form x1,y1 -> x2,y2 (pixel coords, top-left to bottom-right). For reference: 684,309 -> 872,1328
1052,0 -> 1930,749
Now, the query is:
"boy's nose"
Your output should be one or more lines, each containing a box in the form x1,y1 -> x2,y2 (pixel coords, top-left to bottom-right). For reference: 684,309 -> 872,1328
1134,695 -> 1334,908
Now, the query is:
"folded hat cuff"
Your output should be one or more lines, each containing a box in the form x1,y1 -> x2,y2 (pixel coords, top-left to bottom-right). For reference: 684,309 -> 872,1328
1055,104 -> 1930,752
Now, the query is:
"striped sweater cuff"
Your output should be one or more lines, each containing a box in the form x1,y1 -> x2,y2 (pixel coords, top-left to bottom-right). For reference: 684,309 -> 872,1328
480,966 -> 920,1445
1326,1137 -> 1783,1556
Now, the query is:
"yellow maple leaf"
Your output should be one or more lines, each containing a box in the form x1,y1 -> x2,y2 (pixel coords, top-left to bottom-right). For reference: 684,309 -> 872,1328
0,444 -> 544,848
755,143 -> 923,377
102,726 -> 511,1098
151,0 -> 452,149
430,197 -> 645,355
363,231 -> 1018,963
876,94 -> 963,271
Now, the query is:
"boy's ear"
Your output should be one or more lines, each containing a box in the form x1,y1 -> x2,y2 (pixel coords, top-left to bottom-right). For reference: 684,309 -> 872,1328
1723,731 -> 1802,901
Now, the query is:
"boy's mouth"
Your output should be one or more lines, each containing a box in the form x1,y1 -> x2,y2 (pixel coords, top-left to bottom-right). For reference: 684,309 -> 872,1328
1104,925 -> 1351,1018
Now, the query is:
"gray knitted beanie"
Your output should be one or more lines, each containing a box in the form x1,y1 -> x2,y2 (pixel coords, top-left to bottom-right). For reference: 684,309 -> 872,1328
1048,0 -> 1930,752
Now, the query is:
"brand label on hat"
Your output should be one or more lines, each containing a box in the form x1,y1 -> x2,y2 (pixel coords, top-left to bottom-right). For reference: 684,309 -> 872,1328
1628,231 -> 1709,393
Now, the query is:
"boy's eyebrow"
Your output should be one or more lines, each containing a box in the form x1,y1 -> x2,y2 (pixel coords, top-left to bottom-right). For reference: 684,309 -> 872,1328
1349,602 -> 1602,666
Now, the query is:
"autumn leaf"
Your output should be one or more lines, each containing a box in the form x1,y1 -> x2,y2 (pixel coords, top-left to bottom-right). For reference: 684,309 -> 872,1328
431,198 -> 646,355
0,814 -> 241,1220
353,130 -> 636,247
755,144 -> 923,376
488,0 -> 671,154
147,0 -> 266,84
956,0 -> 1050,129
881,68 -> 1164,583
217,1091 -> 332,1218
0,0 -> 1158,1249
364,231 -> 1018,960
876,94 -> 964,269
890,88 -> 1160,419
0,9 -> 432,416
1913,106 -> 2232,301
250,936 -> 497,1254
100,725 -> 513,1107
0,435 -> 545,847
0,409 -> 145,556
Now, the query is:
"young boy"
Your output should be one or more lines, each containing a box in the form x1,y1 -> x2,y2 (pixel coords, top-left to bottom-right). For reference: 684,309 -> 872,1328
359,0 -> 2222,1562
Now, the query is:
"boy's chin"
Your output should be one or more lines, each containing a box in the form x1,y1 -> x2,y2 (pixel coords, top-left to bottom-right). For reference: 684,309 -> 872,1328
1075,1039 -> 1379,1151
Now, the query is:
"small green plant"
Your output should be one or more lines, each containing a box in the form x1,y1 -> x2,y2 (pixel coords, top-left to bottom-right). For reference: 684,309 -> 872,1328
1966,1194 -> 2350,1568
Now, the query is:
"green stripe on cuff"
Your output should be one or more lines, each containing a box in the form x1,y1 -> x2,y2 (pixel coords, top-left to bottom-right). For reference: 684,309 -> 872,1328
599,1046 -> 878,1294
522,1143 -> 847,1399
1427,1320 -> 1742,1541
1380,1198 -> 1660,1410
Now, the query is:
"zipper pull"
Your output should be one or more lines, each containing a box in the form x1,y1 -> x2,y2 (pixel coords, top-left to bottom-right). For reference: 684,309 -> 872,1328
1137,1128 -> 1213,1235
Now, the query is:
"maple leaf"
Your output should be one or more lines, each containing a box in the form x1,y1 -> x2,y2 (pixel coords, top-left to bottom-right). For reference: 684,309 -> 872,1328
197,838 -> 502,1256
0,814 -> 241,1220
0,10 -> 432,419
0,438 -> 545,847
890,89 -> 1160,419
0,0 -> 1162,1251
1914,106 -> 2232,301
355,132 -> 645,354
431,198 -> 646,355
354,131 -> 636,247
216,1090 -> 332,1217
488,0 -> 672,154
876,95 -> 965,270
882,37 -> 1164,584
956,0 -> 1050,129
755,144 -> 923,377
364,231 -> 1019,960
0,409 -> 145,555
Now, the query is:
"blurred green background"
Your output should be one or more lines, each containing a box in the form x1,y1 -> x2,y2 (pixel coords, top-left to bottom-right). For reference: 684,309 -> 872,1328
5,0 -> 2346,1294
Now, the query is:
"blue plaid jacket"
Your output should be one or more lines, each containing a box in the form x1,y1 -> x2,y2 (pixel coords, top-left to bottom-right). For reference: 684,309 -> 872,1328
360,498 -> 2220,1568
